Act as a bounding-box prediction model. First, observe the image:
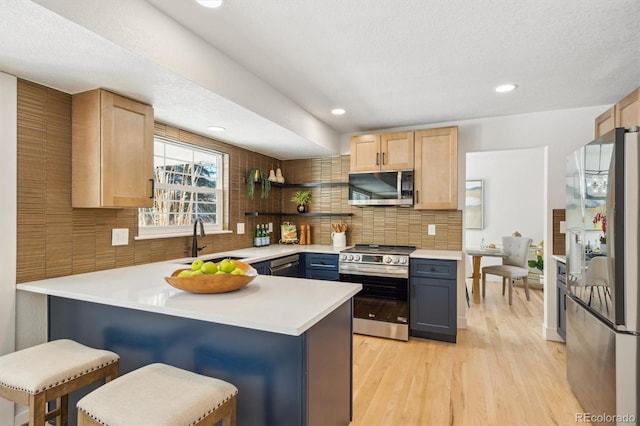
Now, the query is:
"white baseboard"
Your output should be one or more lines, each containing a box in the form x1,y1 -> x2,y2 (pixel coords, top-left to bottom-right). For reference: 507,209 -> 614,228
457,315 -> 467,329
543,325 -> 564,342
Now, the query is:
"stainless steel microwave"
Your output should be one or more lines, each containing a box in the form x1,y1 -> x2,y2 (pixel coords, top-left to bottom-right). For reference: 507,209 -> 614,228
348,170 -> 414,206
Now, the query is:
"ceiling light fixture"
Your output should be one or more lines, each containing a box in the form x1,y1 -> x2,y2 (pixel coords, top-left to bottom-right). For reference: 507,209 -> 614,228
195,0 -> 224,8
331,108 -> 346,115
495,83 -> 518,93
207,126 -> 225,132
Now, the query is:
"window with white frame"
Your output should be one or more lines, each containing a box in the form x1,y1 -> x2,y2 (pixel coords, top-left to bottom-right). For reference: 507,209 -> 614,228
138,136 -> 226,237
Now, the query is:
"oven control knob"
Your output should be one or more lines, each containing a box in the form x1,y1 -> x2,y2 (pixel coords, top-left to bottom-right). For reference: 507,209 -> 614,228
347,254 -> 354,261
354,254 -> 361,261
340,254 -> 347,261
392,256 -> 399,264
384,256 -> 392,263
400,257 -> 408,264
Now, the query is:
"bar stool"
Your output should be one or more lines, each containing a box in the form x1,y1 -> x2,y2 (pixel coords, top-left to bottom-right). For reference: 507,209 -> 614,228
0,339 -> 119,426
77,363 -> 238,426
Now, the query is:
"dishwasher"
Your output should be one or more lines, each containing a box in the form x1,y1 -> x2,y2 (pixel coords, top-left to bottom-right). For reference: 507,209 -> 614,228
269,254 -> 300,277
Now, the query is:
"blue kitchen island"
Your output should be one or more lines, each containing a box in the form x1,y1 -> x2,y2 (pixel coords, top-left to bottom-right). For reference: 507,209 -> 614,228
17,261 -> 361,426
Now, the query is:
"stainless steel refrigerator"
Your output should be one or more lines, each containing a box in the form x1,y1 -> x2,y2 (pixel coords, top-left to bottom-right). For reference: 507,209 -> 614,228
565,127 -> 639,424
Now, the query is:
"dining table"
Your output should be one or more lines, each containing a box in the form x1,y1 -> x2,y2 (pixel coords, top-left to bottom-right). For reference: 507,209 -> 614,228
465,247 -> 509,304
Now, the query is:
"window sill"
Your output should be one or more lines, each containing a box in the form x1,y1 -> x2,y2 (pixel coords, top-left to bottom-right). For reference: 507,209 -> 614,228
135,230 -> 233,241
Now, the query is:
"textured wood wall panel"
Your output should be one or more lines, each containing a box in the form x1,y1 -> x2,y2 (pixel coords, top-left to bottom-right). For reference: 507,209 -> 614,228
553,209 -> 566,255
16,80 -> 462,284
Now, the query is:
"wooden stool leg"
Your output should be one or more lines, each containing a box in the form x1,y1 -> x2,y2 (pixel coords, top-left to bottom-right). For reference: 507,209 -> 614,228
29,392 -> 46,426
523,277 -> 530,301
60,394 -> 69,426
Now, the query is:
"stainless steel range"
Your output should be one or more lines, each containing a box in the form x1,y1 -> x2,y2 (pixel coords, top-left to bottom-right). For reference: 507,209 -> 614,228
339,244 -> 415,341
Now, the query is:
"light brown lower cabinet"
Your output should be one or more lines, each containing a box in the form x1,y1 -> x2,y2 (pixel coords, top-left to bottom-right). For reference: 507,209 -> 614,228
72,89 -> 154,208
413,127 -> 458,210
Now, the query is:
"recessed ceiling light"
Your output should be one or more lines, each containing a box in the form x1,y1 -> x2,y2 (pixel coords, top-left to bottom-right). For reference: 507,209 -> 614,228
195,0 -> 224,8
495,83 -> 518,93
331,108 -> 346,115
207,126 -> 225,132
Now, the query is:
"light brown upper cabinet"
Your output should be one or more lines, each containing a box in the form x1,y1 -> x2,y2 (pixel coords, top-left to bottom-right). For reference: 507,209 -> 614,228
72,89 -> 154,208
615,88 -> 640,128
414,126 -> 458,210
350,132 -> 414,172
594,106 -> 615,137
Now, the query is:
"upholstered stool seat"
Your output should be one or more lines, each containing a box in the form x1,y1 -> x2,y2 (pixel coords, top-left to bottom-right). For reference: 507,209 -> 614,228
77,363 -> 238,426
0,339 -> 119,426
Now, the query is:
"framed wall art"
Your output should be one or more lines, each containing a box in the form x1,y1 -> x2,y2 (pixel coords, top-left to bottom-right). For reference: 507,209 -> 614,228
465,180 -> 483,230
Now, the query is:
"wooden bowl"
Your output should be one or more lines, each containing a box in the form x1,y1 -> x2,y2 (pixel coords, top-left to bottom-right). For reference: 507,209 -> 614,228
165,260 -> 258,294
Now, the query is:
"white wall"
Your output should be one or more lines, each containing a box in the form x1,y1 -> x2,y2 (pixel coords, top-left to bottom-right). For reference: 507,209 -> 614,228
342,104 -> 609,340
0,72 -> 17,425
465,147 -> 545,269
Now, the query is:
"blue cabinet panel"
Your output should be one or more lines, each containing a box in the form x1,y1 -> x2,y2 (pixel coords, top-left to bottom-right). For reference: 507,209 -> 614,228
304,253 -> 339,281
410,258 -> 457,279
251,260 -> 271,276
409,258 -> 457,343
48,296 -> 353,426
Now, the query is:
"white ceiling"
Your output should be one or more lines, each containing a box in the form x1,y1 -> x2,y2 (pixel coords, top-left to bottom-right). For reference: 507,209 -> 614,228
1,0 -> 639,160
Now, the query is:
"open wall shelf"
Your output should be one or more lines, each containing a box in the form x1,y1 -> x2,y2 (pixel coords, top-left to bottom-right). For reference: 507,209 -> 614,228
244,212 -> 353,217
269,182 -> 349,188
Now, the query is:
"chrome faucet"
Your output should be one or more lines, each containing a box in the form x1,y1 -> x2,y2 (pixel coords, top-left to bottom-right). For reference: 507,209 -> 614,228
191,218 -> 206,258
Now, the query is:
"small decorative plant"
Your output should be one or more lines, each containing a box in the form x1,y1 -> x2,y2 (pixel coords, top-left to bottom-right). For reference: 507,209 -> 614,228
528,247 -> 544,272
291,191 -> 311,213
246,168 -> 271,200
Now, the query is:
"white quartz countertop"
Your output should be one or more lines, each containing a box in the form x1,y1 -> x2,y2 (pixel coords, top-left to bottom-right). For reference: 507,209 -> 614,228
410,249 -> 463,261
553,255 -> 566,263
16,260 -> 361,337
176,244 -> 347,264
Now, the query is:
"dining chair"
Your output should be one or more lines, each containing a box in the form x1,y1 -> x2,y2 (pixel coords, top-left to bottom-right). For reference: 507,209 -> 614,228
585,256 -> 610,311
482,236 -> 533,305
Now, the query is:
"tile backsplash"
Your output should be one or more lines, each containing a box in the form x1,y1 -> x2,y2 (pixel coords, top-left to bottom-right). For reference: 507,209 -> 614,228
281,158 -> 462,249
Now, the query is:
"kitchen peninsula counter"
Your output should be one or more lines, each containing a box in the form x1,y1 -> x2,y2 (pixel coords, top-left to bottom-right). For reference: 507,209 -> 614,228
17,260 -> 360,336
17,258 -> 360,426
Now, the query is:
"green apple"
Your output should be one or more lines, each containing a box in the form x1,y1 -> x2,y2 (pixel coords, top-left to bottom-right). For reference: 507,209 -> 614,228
214,270 -> 226,275
190,270 -> 203,275
201,261 -> 218,274
191,259 -> 204,271
178,270 -> 191,277
230,268 -> 245,275
218,259 -> 236,273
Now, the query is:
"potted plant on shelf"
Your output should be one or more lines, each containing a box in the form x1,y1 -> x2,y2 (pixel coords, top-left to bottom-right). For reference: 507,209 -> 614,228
246,168 -> 271,200
291,191 -> 311,213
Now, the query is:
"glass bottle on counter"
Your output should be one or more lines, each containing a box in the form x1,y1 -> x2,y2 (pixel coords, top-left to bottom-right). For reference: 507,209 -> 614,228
265,225 -> 270,246
254,225 -> 261,247
260,224 -> 267,246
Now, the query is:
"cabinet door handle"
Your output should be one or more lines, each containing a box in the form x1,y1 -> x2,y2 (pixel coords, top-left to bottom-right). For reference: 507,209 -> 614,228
382,152 -> 386,165
149,178 -> 155,199
376,153 -> 379,166
415,190 -> 419,203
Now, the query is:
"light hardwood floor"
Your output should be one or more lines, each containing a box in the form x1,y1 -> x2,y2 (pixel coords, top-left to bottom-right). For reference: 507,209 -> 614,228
350,279 -> 585,426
